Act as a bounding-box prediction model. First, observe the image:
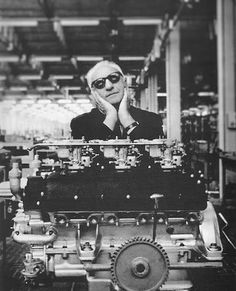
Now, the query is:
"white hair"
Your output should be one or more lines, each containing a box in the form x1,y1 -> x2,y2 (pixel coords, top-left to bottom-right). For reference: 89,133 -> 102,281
86,60 -> 124,88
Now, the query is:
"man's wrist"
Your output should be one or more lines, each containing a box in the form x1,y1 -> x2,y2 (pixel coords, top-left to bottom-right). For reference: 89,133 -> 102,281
103,114 -> 117,130
125,121 -> 139,135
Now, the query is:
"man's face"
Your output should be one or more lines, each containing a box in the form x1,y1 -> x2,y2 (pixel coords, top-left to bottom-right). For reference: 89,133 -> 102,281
90,65 -> 125,105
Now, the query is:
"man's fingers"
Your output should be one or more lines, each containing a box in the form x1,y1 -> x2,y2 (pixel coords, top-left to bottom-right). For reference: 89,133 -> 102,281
93,92 -> 106,108
93,91 -> 109,106
119,88 -> 130,109
124,88 -> 127,98
92,90 -> 102,101
122,88 -> 128,102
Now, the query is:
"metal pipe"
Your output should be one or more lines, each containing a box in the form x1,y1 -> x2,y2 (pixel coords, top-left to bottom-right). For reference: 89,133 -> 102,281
55,262 -> 111,277
55,269 -> 87,277
170,262 -> 223,269
55,262 -> 111,272
12,230 -> 57,244
84,263 -> 111,271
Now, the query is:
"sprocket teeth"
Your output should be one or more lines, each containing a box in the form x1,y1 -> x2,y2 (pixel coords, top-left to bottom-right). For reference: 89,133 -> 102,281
110,236 -> 170,291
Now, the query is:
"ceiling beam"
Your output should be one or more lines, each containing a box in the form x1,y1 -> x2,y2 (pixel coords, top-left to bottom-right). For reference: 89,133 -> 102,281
38,0 -> 55,19
143,0 -> 188,72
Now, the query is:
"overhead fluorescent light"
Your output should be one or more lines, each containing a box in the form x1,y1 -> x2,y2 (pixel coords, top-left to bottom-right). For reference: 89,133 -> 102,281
50,74 -> 74,80
9,86 -> 28,91
0,19 -> 38,27
198,92 -> 215,97
119,56 -> 145,61
76,56 -> 103,61
32,56 -> 62,62
122,18 -> 162,26
18,74 -> 42,80
36,86 -> 55,91
60,18 -> 100,26
157,93 -> 167,97
0,55 -> 19,62
65,86 -> 81,91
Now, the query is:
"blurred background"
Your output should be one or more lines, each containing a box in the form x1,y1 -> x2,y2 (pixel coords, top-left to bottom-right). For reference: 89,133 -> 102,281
0,0 -> 218,139
0,1 -> 235,290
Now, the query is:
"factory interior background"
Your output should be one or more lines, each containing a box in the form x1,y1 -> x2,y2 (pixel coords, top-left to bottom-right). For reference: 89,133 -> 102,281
0,0 -> 236,290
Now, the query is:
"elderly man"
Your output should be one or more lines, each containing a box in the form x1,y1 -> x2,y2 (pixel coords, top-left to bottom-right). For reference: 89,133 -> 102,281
70,60 -> 163,140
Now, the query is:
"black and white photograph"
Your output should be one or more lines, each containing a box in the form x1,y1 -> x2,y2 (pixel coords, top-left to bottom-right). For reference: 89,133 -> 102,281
0,0 -> 235,290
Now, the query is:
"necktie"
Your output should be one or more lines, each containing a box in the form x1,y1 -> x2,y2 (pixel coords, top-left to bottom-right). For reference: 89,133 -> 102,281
114,123 -> 122,138
113,123 -> 127,138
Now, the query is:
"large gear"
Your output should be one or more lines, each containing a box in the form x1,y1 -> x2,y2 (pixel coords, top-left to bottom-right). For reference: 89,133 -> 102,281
111,237 -> 169,291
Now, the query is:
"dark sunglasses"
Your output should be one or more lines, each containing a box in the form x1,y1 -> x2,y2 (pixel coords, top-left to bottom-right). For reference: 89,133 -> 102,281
91,72 -> 123,89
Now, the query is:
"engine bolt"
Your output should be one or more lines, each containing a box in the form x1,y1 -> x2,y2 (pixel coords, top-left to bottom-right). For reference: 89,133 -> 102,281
208,243 -> 221,251
131,257 -> 150,278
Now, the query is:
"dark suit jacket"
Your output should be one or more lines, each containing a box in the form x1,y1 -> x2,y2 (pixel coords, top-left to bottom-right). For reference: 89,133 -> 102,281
70,106 -> 163,140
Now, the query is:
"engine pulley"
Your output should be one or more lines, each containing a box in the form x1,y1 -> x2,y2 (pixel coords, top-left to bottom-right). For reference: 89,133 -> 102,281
111,237 -> 169,291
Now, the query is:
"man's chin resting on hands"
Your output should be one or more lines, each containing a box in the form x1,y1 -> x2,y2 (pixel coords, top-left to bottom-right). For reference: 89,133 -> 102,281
70,60 -> 164,140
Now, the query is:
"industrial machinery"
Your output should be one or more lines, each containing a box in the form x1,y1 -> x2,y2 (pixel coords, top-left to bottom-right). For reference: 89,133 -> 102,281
10,138 -> 223,291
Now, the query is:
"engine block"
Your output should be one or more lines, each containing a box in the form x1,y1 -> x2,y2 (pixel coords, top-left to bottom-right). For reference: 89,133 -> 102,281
11,138 -> 223,291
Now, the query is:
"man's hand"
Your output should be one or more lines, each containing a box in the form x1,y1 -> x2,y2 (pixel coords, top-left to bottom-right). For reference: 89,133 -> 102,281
91,90 -> 118,130
118,88 -> 135,128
